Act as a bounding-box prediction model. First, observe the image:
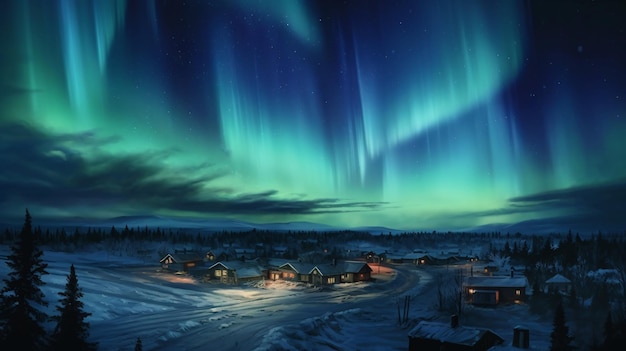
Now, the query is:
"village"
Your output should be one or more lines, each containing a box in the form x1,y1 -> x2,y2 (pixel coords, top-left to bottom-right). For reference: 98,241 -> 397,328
3,225 -> 625,350
151,236 -> 581,351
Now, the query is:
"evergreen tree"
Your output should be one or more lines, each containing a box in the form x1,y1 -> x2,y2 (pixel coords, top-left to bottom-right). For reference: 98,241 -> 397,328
50,264 -> 97,351
0,209 -> 49,350
550,301 -> 574,351
134,337 -> 143,351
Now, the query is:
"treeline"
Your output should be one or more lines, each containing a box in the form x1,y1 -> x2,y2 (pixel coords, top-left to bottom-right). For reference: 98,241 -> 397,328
499,231 -> 626,350
500,230 -> 626,269
0,224 -> 511,257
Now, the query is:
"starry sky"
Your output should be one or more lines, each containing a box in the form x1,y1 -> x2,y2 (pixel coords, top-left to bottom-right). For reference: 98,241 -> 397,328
1,0 -> 625,232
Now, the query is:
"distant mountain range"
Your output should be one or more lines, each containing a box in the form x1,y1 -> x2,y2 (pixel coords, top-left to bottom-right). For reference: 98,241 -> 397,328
0,214 -> 620,235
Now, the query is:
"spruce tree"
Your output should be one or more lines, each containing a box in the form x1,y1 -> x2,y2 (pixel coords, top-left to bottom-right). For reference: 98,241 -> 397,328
135,337 -> 143,351
50,264 -> 97,351
0,209 -> 49,350
550,301 -> 574,351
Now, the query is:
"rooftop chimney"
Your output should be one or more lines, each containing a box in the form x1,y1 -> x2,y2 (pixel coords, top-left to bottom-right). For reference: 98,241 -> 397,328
451,314 -> 459,328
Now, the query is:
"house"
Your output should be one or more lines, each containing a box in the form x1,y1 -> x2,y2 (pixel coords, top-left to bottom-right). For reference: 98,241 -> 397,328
464,274 -> 528,305
278,262 -> 315,283
408,315 -> 504,351
159,252 -> 205,272
206,261 -> 264,285
341,261 -> 372,283
545,274 -> 572,293
205,249 -> 229,262
272,246 -> 288,257
386,253 -> 406,264
483,265 -> 499,276
232,248 -> 257,261
310,263 -> 344,286
417,252 -> 461,266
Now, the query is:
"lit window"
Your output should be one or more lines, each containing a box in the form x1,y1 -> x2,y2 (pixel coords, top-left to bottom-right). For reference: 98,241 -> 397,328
328,277 -> 336,284
515,289 -> 521,296
468,289 -> 475,294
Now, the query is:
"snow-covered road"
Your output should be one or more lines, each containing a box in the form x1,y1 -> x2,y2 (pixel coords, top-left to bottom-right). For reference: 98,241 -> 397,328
3,250 -> 426,351
87,263 -> 424,351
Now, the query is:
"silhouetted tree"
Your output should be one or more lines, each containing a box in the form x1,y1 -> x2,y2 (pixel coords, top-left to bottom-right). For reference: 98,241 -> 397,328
50,264 -> 97,351
135,337 -> 143,351
550,301 -> 574,351
0,209 -> 49,350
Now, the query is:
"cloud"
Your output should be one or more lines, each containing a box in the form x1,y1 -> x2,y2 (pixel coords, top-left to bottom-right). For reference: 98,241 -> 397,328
0,123 -> 387,219
452,179 -> 626,233
509,180 -> 626,209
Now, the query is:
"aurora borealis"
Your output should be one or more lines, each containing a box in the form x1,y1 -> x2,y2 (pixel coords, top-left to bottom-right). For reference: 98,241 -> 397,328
1,0 -> 625,232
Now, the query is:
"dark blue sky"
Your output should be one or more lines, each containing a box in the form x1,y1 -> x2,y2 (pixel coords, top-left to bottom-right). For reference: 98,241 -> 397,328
1,0 -> 625,232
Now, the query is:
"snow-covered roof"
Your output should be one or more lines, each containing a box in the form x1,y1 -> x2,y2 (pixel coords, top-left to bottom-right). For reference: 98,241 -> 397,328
279,262 -> 315,274
310,264 -> 345,276
464,276 -> 528,288
408,321 -> 503,346
207,261 -> 263,278
546,274 -> 571,284
159,252 -> 203,263
343,261 -> 372,273
266,258 -> 289,268
233,248 -> 255,254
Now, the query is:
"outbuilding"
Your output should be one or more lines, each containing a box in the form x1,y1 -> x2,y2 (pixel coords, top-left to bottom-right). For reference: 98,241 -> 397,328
408,316 -> 504,351
464,275 -> 528,304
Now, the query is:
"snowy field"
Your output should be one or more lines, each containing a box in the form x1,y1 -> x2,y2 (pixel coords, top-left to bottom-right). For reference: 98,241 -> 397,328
0,247 -> 552,350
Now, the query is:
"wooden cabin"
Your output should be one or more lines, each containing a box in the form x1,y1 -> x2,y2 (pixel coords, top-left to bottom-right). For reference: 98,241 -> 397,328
310,264 -> 344,286
159,252 -> 205,272
341,262 -> 372,283
278,262 -> 315,283
464,275 -> 528,305
206,261 -> 264,285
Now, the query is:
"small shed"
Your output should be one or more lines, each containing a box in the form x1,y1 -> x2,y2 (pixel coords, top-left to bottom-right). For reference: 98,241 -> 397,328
545,274 -> 572,293
408,317 -> 504,351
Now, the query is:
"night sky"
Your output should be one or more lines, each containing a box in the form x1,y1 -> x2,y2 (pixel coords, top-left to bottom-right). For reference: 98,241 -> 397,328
1,0 -> 625,232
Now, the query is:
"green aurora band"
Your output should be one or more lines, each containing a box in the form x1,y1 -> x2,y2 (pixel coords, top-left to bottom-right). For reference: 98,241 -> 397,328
1,0 -> 625,231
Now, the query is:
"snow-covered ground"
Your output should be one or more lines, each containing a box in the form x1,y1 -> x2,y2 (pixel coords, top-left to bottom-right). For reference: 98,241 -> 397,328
0,248 -> 552,350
